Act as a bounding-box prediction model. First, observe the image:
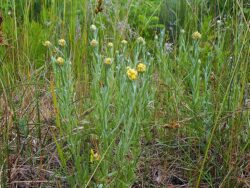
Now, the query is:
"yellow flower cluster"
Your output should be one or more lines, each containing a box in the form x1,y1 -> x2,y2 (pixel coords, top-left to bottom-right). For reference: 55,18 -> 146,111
43,38 -> 67,48
90,39 -> 98,47
43,41 -> 52,47
126,63 -> 147,80
137,37 -> 146,44
90,149 -> 100,163
127,67 -> 138,80
137,63 -> 146,73
104,57 -> 112,65
90,24 -> 97,31
58,39 -> 66,47
108,42 -> 113,48
121,39 -> 128,45
192,31 -> 202,40
43,39 -> 69,66
56,57 -> 65,65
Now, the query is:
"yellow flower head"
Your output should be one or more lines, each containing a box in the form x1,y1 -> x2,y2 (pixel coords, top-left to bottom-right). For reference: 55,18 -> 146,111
127,68 -> 138,80
90,149 -> 100,163
104,57 -> 112,65
58,39 -> 66,47
90,39 -> 98,47
56,57 -> 65,65
192,31 -> 201,40
137,37 -> 146,44
108,42 -> 113,48
90,24 -> 97,31
137,63 -> 146,73
43,41 -> 52,47
121,39 -> 128,45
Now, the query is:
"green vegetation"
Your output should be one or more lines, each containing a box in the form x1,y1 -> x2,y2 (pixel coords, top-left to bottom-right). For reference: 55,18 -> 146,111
0,0 -> 249,187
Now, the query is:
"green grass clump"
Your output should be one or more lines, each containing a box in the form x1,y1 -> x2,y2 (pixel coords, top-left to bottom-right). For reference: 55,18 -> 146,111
0,0 -> 249,187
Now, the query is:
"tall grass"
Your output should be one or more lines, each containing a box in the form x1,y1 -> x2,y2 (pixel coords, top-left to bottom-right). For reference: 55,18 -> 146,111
0,0 -> 249,187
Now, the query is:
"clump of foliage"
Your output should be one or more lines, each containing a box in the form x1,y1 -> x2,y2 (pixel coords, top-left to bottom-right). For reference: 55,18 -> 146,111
0,0 -> 249,187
